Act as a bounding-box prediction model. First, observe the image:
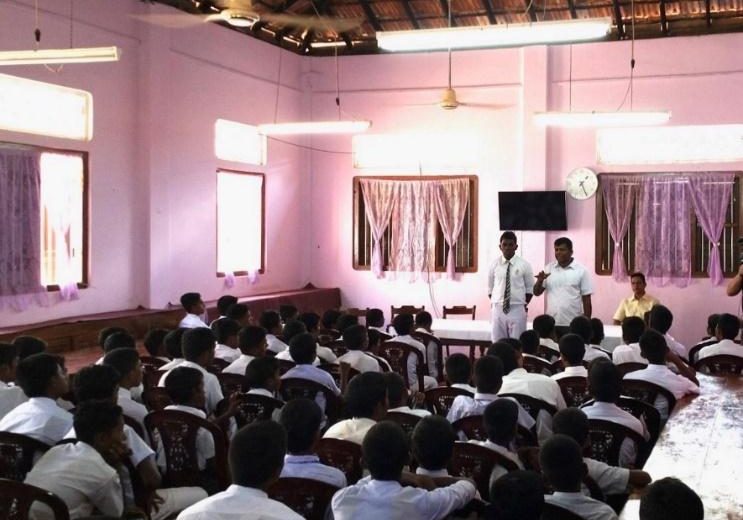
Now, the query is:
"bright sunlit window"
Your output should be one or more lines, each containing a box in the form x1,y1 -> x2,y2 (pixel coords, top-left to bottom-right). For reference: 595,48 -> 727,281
217,170 -> 264,275
214,119 -> 267,165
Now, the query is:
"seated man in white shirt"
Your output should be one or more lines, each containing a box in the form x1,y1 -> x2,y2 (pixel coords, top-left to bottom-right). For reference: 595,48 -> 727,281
612,317 -> 648,366
160,328 -> 188,371
444,353 -> 476,394
143,328 -> 172,364
552,333 -> 588,381
332,421 -> 477,520
541,434 -> 619,520
489,470 -> 545,520
297,312 -> 339,365
260,310 -> 290,355
0,353 -> 71,445
688,314 -> 721,362
177,420 -> 303,520
103,348 -> 149,439
211,295 -> 238,326
324,371 -> 388,445
472,399 -> 524,480
553,408 -> 651,497
179,292 -> 210,329
281,334 -> 341,415
414,311 -> 442,380
411,416 -> 457,479
532,314 -> 560,362
648,305 -> 688,360
366,330 -> 393,372
159,328 -> 224,415
337,325 -> 382,373
366,308 -> 392,339
211,318 -> 241,363
225,302 -> 253,327
385,372 -> 430,418
224,326 -> 267,376
569,316 -> 610,364
624,330 -> 700,421
277,398 -> 346,488
275,320 -> 321,365
12,335 -> 47,361
639,477 -> 704,520
0,343 -> 27,421
388,313 -> 437,391
698,312 -> 743,361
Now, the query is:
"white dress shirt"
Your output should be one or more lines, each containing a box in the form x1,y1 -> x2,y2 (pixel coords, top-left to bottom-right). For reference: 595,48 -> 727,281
584,345 -> 610,363
612,343 -> 647,366
551,365 -> 588,381
500,368 -> 566,443
544,491 -> 618,520
540,338 -> 560,355
179,313 -> 210,329
331,476 -> 476,520
388,406 -> 431,418
664,333 -> 688,359
450,383 -> 476,394
542,260 -> 593,327
368,326 -> 390,336
275,349 -> 321,366
583,457 -> 630,496
279,454 -> 347,488
316,345 -> 339,365
159,360 -> 224,415
323,418 -> 376,445
697,338 -> 743,360
160,358 -> 186,371
176,484 -> 303,520
0,381 -> 27,421
388,335 -> 437,390
446,393 -> 535,432
338,350 -> 382,373
223,354 -> 255,375
214,344 -> 241,363
581,401 -> 649,467
66,424 -> 154,468
118,387 -> 149,439
489,255 -> 535,305
0,396 -> 73,445
414,328 -> 443,380
25,441 -> 123,520
266,334 -> 289,354
156,405 -> 215,471
623,364 -> 700,419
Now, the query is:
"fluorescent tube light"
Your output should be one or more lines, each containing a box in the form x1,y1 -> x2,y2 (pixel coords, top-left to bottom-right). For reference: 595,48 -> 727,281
376,18 -> 611,52
534,110 -> 671,128
258,120 -> 371,135
0,46 -> 120,66
310,41 -> 348,49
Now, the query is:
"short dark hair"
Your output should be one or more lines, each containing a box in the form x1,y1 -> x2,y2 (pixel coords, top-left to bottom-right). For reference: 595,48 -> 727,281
486,342 -> 518,375
639,478 -> 704,520
559,333 -> 586,366
343,325 -> 368,351
716,313 -> 740,340
259,310 -> 282,332
0,343 -> 18,368
366,308 -> 384,328
103,348 -> 140,380
164,328 -> 187,359
212,318 -> 241,344
278,398 -> 322,454
500,231 -> 517,243
382,372 -> 407,408
238,326 -> 267,354
588,359 -> 621,403
12,336 -> 47,360
165,366 -> 203,404
97,327 -> 127,349
539,434 -> 584,491
143,328 -> 169,357
74,365 -> 120,403
630,272 -> 647,285
532,315 -> 556,339
649,305 -> 673,334
181,328 -> 215,361
569,316 -> 593,343
552,408 -> 589,447
499,337 -> 523,353
622,317 -> 646,344
414,311 -> 432,328
282,320 -> 307,344
103,331 -> 136,353
639,329 -> 669,364
445,353 -> 471,385
279,304 -> 299,322
288,333 -> 316,364
392,314 -> 414,336
298,312 -> 320,333
245,357 -> 279,389
336,314 -> 359,333
706,313 -> 721,334
474,355 -> 504,394
73,400 -> 122,445
590,319 -> 605,343
363,421 -> 408,480
15,353 -> 64,398
217,295 -> 239,315
411,415 -> 456,470
489,471 -> 545,520
180,292 -> 202,312
229,421 -> 287,488
321,309 -> 342,330
554,237 -> 573,250
226,303 -> 250,322
519,330 -> 540,355
483,398 -> 518,445
345,372 -> 387,418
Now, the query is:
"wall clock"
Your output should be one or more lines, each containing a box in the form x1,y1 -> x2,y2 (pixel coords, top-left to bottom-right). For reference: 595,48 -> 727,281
566,167 -> 598,200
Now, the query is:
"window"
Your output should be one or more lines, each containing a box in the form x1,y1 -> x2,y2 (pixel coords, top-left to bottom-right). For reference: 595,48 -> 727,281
596,175 -> 741,277
217,170 -> 265,275
352,175 -> 478,272
214,119 -> 267,166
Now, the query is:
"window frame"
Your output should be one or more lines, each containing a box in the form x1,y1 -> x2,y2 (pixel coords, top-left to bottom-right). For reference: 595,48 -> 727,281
351,175 -> 478,273
215,168 -> 266,277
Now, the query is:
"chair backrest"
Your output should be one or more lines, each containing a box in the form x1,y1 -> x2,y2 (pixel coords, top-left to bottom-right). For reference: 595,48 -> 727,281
140,356 -> 167,369
498,393 -> 558,422
442,305 -> 476,320
0,433 -> 50,481
318,364 -> 342,387
279,378 -> 342,426
615,362 -> 647,378
325,339 -> 349,358
449,442 -> 518,500
620,379 -> 677,417
216,373 -> 247,397
216,393 -> 284,428
587,418 -> 648,467
536,345 -> 560,362
143,387 -> 173,412
317,330 -> 342,346
377,341 -> 425,392
338,363 -> 361,393
276,359 -> 296,376
541,502 -> 585,520
345,308 -> 369,320
390,305 -> 425,321
522,356 -> 556,376
451,415 -> 486,441
142,367 -> 165,390
687,343 -> 706,364
144,409 -> 230,490
0,479 -> 69,520
424,387 -> 472,416
411,331 -> 443,380
556,377 -> 590,408
386,412 -> 423,437
316,438 -> 363,484
694,354 -> 743,375
268,478 -> 340,520
615,397 -> 662,447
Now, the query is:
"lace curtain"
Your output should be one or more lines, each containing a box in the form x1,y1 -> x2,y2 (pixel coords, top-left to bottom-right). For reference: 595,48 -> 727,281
600,176 -> 637,282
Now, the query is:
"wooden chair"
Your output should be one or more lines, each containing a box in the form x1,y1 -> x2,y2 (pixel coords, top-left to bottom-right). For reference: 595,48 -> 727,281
451,415 -> 486,441
537,345 -> 560,362
442,305 -> 476,320
216,372 -> 247,396
425,387 -> 472,416
0,433 -> 50,481
316,438 -> 363,484
345,308 -> 369,323
390,305 -> 425,321
620,379 -> 677,418
587,419 -> 649,468
377,341 -> 425,392
411,331 -> 444,381
279,378 -> 342,426
522,355 -> 556,376
687,343 -> 708,364
144,409 -> 230,490
140,356 -> 167,369
541,502 -> 585,520
143,367 -> 166,390
216,393 -> 284,428
318,363 -> 342,387
556,377 -> 590,408
325,339 -> 348,358
615,362 -> 647,378
616,397 -> 661,447
0,479 -> 69,520
276,359 -> 296,376
142,387 -> 173,412
498,393 -> 558,423
268,478 -> 340,520
449,442 -> 518,500
317,330 -> 342,346
386,412 -> 424,437
694,354 -> 743,375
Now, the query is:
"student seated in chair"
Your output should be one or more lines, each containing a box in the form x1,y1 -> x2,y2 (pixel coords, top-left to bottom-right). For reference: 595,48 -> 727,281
552,333 -> 588,381
321,309 -> 343,335
388,313 -> 438,391
553,408 -> 651,497
366,329 -> 393,372
12,335 -> 47,361
532,314 -> 560,360
224,326 -> 268,376
569,317 -> 610,364
298,312 -> 339,365
275,320 -> 321,365
471,399 -> 524,480
144,328 -> 171,363
366,308 -> 390,337
261,310 -> 289,355
445,353 -> 476,394
385,372 -> 430,418
688,314 -> 721,362
0,343 -> 27,421
226,303 -> 253,327
179,292 -> 209,329
280,304 -> 299,325
177,421 -> 303,520
639,477 -> 703,520
160,328 -> 188,371
648,305 -> 687,359
541,434 -> 619,520
280,333 -> 341,415
338,324 -> 382,373
488,470 -> 545,520
95,331 -> 136,365
520,330 -> 551,374
411,416 -> 457,478
213,295 -> 238,324
245,357 -> 282,400
697,312 -> 743,360
323,371 -> 388,445
415,311 -> 441,380
211,318 -> 241,363
103,348 -> 149,440
612,317 -> 648,366
96,326 -> 127,358
278,398 -> 347,488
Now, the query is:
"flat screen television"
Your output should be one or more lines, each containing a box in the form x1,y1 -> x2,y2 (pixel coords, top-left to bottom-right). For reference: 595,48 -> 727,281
498,191 -> 567,231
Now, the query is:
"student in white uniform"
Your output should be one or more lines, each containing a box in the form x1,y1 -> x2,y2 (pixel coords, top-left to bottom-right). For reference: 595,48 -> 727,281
411,416 -> 458,479
532,315 -> 560,360
414,311 -> 442,380
569,316 -> 610,363
103,348 -> 149,438
143,328 -> 172,364
520,330 -> 553,376
541,435 -> 619,520
223,326 -> 267,376
261,310 -> 290,354
688,314 -> 721,362
245,357 -> 282,401
277,398 -> 346,488
331,421 -> 477,520
179,292 -> 210,329
489,471 -> 546,520
648,305 -> 688,360
94,327 -> 127,363
275,320 -> 321,365
211,318 -> 241,363
211,295 -> 239,326
160,328 -> 188,371
225,303 -> 252,327
639,477 -> 704,520
385,372 -> 430,418
337,325 -> 382,373
297,312 -> 339,365
176,421 -> 303,520
279,304 -> 299,325
0,343 -> 27,421
366,308 -> 392,338
0,353 -> 71,446
388,313 -> 437,391
471,399 -> 525,481
366,330 -> 393,372
612,317 -> 648,366
12,335 -> 48,361
323,372 -> 388,445
444,354 -> 476,394
281,334 -> 341,416
552,333 -> 588,382
698,313 -> 743,360
95,331 -> 137,365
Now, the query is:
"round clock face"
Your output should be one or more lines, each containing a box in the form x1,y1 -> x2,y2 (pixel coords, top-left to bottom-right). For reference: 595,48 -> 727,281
566,167 -> 599,200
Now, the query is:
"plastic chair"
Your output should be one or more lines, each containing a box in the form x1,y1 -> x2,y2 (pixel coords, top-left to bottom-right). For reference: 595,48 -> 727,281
556,376 -> 590,408
279,378 -> 342,426
325,339 -> 349,358
587,418 -> 649,468
316,438 -> 363,484
620,379 -> 677,418
424,387 -> 473,416
215,393 -> 284,428
0,432 -> 50,481
390,305 -> 425,321
142,387 -> 173,412
216,372 -> 247,396
377,341 -> 426,392
448,442 -> 518,500
0,479 -> 69,520
268,477 -> 340,520
276,359 -> 296,376
386,411 -> 424,436
694,354 -> 743,375
498,393 -> 558,423
411,331 -> 443,381
522,356 -> 556,375
615,362 -> 647,378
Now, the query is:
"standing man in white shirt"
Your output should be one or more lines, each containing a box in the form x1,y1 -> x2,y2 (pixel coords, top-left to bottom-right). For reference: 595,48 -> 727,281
533,237 -> 593,337
489,232 -> 535,342
179,292 -> 210,329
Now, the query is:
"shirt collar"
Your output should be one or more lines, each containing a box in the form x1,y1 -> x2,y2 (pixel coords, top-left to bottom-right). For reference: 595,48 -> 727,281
29,397 -> 59,409
225,485 -> 268,499
166,404 -> 207,418
551,491 -> 585,499
563,366 -> 587,375
644,364 -> 670,373
416,468 -> 450,477
507,368 -> 528,377
285,454 -> 320,464
247,388 -> 274,398
179,360 -> 207,374
474,393 -> 498,401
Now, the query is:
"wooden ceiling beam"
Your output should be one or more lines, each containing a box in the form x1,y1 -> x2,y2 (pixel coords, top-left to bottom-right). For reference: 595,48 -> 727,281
482,0 -> 497,24
659,0 -> 669,34
359,0 -> 382,31
612,0 -> 625,38
402,0 -> 421,29
567,0 -> 578,19
705,0 -> 712,27
440,0 -> 458,27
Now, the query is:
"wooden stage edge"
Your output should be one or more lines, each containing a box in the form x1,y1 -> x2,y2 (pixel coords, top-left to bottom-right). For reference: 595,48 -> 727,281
0,286 -> 341,355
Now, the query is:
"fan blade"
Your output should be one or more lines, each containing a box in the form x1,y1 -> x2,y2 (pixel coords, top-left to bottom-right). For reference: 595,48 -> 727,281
457,101 -> 513,110
260,13 -> 362,32
129,13 -> 209,29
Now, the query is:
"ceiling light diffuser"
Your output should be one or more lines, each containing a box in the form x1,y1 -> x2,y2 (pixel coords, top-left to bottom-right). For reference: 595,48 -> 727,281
0,46 -> 120,66
258,120 -> 371,135
534,110 -> 671,128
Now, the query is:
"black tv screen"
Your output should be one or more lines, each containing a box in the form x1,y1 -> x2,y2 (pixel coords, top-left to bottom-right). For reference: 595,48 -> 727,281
498,191 -> 567,231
